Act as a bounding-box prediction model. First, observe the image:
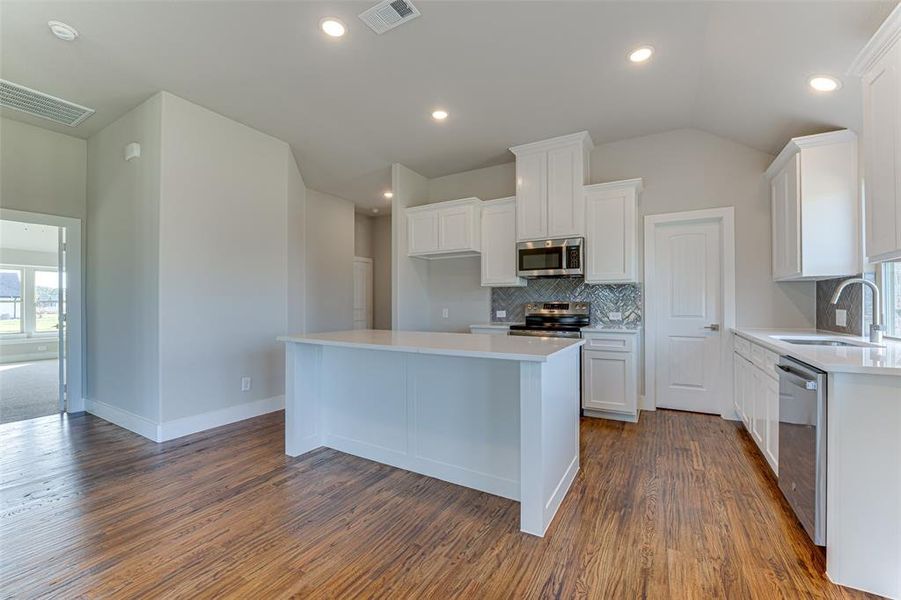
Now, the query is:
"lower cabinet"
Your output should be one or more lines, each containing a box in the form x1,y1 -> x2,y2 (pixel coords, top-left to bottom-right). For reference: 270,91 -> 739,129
733,336 -> 779,475
581,331 -> 640,422
469,325 -> 510,335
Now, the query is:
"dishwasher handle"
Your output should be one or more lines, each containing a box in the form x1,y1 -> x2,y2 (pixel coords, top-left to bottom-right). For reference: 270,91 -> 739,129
775,364 -> 818,390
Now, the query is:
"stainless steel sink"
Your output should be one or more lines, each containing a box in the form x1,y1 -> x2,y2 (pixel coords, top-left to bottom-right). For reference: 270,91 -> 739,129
779,339 -> 860,347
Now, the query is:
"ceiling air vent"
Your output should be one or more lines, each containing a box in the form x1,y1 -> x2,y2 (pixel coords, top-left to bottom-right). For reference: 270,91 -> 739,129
0,79 -> 94,127
359,0 -> 420,35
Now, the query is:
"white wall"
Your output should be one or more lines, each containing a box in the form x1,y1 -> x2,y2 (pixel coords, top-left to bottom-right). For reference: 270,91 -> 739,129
86,93 -> 162,423
428,162 -> 516,204
286,150 -> 306,335
427,258 -> 488,332
354,213 -> 374,258
589,128 -> 814,328
372,215 -> 392,330
1,117 -> 86,219
392,164 -> 432,331
157,92 -> 293,422
305,189 -> 354,333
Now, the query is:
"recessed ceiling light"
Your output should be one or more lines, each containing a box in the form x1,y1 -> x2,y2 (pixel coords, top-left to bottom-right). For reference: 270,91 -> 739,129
629,46 -> 654,63
48,21 -> 78,41
383,191 -> 394,199
320,17 -> 346,38
809,75 -> 841,93
431,109 -> 449,121
372,208 -> 380,214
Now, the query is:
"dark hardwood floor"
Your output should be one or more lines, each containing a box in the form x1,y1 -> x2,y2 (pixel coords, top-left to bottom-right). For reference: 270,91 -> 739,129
1,409 -> 877,599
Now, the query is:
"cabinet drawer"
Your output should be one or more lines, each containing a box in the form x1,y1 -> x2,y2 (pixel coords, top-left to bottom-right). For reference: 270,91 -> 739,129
582,333 -> 635,353
734,336 -> 751,358
750,343 -> 767,369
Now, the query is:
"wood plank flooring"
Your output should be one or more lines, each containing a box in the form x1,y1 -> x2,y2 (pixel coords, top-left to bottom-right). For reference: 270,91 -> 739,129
1,410 -> 878,599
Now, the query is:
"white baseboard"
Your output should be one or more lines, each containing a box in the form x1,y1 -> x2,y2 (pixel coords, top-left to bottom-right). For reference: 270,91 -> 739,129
85,399 -> 160,442
158,395 -> 285,442
0,351 -> 58,364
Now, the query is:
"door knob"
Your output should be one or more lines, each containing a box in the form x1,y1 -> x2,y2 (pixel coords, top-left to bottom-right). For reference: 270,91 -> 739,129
703,324 -> 720,331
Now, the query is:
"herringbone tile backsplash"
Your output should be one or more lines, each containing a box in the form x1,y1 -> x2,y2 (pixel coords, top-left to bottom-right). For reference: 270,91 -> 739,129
490,279 -> 642,328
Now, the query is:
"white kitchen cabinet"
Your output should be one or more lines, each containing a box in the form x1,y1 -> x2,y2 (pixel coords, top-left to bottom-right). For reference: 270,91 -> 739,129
510,131 -> 593,241
406,197 -> 481,259
732,334 -> 779,475
852,7 -> 901,262
766,130 -> 860,281
584,179 -> 642,283
480,197 -> 526,287
469,325 -> 510,335
581,331 -> 640,422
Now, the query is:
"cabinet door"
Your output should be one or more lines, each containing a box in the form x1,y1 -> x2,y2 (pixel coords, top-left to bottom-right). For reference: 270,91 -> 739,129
772,154 -> 802,280
750,368 -> 766,448
764,374 -> 779,474
863,43 -> 901,259
585,186 -> 636,282
515,153 -> 547,241
408,210 -> 439,255
481,200 -> 524,287
547,144 -> 584,238
740,357 -> 751,429
732,353 -> 743,420
582,349 -> 637,415
438,205 -> 472,251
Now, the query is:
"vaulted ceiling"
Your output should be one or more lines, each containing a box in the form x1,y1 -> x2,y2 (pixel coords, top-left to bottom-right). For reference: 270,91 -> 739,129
1,1 -> 896,212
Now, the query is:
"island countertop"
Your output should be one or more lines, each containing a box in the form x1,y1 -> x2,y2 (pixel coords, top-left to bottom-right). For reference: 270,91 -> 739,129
278,329 -> 584,362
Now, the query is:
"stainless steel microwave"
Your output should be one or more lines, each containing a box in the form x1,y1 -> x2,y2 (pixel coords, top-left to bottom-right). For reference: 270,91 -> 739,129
517,238 -> 584,278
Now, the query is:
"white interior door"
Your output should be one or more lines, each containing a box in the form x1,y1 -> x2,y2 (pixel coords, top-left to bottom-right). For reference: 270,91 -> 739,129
353,257 -> 373,330
652,219 -> 724,414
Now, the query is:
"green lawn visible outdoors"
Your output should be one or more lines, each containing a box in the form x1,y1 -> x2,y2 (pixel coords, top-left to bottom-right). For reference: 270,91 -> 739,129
0,315 -> 58,334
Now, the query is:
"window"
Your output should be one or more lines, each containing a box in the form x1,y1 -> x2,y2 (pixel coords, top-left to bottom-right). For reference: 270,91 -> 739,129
0,265 -> 59,337
34,270 -> 60,333
0,268 -> 23,334
883,261 -> 901,340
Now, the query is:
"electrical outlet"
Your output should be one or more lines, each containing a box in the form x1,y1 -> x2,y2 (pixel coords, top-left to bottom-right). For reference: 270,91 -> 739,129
442,308 -> 449,319
241,376 -> 252,392
835,309 -> 847,327
496,310 -> 506,319
37,345 -> 48,352
608,311 -> 623,321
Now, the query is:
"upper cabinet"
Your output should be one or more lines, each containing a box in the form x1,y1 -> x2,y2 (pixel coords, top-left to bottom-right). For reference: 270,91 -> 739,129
584,179 -> 642,283
510,132 -> 593,241
766,130 -> 860,281
480,197 -> 526,287
851,5 -> 901,262
406,197 -> 481,259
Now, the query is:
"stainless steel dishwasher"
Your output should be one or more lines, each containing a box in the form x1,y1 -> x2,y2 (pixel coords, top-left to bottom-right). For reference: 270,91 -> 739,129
776,356 -> 827,546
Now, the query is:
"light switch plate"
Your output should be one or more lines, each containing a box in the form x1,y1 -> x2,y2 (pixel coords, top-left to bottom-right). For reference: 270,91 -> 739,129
835,309 -> 847,327
496,310 -> 506,318
608,312 -> 622,321
241,376 -> 252,392
442,308 -> 449,319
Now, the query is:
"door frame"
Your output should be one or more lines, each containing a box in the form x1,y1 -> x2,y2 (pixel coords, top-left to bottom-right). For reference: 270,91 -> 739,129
353,256 -> 374,329
644,207 -> 735,417
0,208 -> 84,414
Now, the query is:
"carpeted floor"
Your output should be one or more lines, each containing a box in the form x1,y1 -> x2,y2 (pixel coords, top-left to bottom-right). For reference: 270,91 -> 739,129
0,359 -> 60,424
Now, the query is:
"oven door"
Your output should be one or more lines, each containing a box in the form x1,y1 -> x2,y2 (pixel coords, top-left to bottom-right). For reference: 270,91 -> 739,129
517,238 -> 583,277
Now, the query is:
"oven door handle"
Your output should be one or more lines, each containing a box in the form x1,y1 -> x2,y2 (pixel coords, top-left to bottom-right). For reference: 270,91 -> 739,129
775,364 -> 818,390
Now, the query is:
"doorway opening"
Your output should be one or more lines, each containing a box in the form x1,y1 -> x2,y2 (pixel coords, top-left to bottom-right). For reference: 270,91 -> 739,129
0,210 -> 82,425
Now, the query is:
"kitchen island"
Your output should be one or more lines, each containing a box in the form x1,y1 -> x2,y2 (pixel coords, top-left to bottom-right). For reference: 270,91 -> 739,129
278,329 -> 584,536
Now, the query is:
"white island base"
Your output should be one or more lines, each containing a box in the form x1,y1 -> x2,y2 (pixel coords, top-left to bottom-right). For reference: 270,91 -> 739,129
280,330 -> 584,537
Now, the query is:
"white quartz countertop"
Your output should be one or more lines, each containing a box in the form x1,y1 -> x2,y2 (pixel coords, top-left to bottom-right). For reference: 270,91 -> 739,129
733,328 -> 901,376
279,329 -> 584,362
